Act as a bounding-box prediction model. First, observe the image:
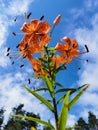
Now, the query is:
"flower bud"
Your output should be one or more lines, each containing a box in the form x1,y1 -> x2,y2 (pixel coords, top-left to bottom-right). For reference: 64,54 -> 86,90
53,14 -> 61,25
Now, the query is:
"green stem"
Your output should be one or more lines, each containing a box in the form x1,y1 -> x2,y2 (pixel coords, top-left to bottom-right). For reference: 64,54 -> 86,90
50,24 -> 55,37
53,97 -> 58,130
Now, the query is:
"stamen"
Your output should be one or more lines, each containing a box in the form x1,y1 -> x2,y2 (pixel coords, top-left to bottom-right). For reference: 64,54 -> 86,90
12,32 -> 24,36
7,47 -> 10,52
12,61 -> 14,64
20,64 -> 24,68
14,17 -> 17,22
40,15 -> 44,21
28,78 -> 31,84
6,53 -> 9,56
16,44 -> 20,48
27,12 -> 32,19
85,45 -> 89,53
12,32 -> 16,36
24,12 -> 27,22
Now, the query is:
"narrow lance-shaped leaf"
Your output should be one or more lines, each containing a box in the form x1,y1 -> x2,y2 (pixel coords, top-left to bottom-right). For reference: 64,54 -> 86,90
56,84 -> 88,94
35,87 -> 48,92
22,85 -> 54,113
12,115 -> 55,130
68,84 -> 90,110
57,93 -> 66,104
55,82 -> 64,88
58,91 -> 70,130
43,75 -> 54,98
57,84 -> 89,104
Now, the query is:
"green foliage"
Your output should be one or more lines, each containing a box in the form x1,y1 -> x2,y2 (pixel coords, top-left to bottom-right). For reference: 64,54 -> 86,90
74,111 -> 98,130
22,84 -> 54,113
4,104 -> 40,130
58,91 -> 70,130
0,108 -> 5,129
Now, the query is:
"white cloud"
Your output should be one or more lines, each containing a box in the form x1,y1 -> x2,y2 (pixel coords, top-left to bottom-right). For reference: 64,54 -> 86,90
84,0 -> 98,10
67,114 -> 77,128
0,0 -> 53,128
69,12 -> 98,126
0,73 -> 52,125
0,0 -> 34,67
5,0 -> 34,16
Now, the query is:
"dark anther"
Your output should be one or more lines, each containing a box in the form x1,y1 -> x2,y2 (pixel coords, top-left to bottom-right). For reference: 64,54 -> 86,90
40,15 -> 44,20
86,59 -> 88,62
6,53 -> 9,56
16,44 -> 20,48
12,32 -> 16,36
85,45 -> 89,53
20,64 -> 24,68
14,17 -> 17,22
78,67 -> 80,70
28,78 -> 31,84
27,12 -> 32,19
12,61 -> 14,64
7,47 -> 10,52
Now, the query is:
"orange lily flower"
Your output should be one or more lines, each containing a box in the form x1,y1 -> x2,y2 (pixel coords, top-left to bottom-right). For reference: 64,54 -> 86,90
21,20 -> 51,49
52,55 -> 65,68
55,37 -> 80,64
31,59 -> 49,76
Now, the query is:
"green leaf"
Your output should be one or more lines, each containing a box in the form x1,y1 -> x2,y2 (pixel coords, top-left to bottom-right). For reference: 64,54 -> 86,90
58,91 -> 70,130
56,84 -> 88,94
56,88 -> 76,94
43,75 -> 54,98
57,94 -> 66,104
47,47 -> 55,51
22,85 -> 54,113
68,84 -> 90,110
12,115 -> 55,130
56,65 -> 66,73
35,87 -> 48,92
55,82 -> 64,88
56,84 -> 90,104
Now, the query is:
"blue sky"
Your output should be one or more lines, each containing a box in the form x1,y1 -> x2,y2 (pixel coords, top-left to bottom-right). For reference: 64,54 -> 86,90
0,0 -> 98,128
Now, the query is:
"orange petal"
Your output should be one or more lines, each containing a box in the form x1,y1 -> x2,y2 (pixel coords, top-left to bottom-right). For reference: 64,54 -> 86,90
37,21 -> 51,33
30,19 -> 39,31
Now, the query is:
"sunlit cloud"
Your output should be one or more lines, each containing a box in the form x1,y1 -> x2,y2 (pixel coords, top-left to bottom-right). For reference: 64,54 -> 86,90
0,72 -> 52,124
5,0 -> 34,16
72,12 -> 98,124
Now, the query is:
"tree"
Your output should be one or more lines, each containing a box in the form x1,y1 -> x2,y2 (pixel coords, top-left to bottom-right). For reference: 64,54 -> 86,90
43,126 -> 52,130
75,117 -> 89,130
0,108 -> 5,129
88,111 -> 97,129
4,104 -> 40,130
74,111 -> 98,130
